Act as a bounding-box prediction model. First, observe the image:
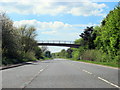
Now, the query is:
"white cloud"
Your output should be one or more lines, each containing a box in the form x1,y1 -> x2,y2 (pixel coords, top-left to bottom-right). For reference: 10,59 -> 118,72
13,19 -> 97,52
0,1 -> 107,16
14,20 -> 73,32
68,2 -> 106,16
13,19 -> 97,42
14,19 -> 97,33
41,30 -> 57,35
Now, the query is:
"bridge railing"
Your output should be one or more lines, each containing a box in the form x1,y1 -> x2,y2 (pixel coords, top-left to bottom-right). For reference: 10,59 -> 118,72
37,40 -> 75,44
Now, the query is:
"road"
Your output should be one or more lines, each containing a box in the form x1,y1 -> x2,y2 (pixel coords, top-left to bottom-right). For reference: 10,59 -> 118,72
2,58 -> 119,88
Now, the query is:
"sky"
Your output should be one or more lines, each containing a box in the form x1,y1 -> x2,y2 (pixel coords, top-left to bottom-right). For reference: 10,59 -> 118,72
0,0 -> 119,53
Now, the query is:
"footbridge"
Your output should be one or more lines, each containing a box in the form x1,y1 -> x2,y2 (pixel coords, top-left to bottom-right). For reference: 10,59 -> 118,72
37,40 -> 80,48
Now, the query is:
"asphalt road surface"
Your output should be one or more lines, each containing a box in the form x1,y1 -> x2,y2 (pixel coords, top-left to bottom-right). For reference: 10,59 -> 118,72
2,58 -> 119,88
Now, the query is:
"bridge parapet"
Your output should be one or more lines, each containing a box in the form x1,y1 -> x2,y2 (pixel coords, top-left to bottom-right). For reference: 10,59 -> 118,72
38,40 -> 75,44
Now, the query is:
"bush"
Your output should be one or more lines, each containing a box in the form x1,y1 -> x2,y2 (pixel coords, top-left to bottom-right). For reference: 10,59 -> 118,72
72,50 -> 80,60
81,50 -> 112,62
24,51 -> 37,61
114,50 -> 120,64
81,50 -> 96,61
2,57 -> 21,65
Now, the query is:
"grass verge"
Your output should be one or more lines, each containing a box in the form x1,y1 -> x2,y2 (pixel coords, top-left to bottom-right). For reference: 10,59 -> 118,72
64,58 -> 120,68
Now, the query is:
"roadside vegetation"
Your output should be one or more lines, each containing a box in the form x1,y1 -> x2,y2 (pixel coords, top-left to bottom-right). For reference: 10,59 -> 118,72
53,3 -> 120,68
1,13 -> 52,65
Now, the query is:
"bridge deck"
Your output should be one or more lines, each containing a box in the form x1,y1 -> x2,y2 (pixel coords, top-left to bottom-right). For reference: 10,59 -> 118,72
37,40 -> 80,48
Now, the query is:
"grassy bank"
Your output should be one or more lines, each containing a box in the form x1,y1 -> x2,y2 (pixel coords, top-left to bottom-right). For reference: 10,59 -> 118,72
62,58 -> 120,68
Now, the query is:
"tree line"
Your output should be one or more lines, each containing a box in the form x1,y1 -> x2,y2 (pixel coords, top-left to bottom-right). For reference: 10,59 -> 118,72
1,13 -> 52,65
53,3 -> 120,66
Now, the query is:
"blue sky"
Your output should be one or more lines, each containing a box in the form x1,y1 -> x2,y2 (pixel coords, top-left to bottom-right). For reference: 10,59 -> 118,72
0,0 -> 119,52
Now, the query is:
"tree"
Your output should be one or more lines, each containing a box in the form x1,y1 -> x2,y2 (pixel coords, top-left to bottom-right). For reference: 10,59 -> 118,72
1,13 -> 21,60
44,51 -> 52,58
79,26 -> 96,49
34,47 -> 43,59
94,3 -> 120,62
66,48 -> 73,58
60,49 -> 67,58
1,13 -> 44,65
72,49 -> 80,60
18,25 -> 37,53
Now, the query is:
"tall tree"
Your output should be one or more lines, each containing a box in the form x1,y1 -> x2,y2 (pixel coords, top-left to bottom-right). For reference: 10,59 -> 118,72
18,25 -> 37,53
44,51 -> 52,58
79,26 -> 96,49
94,3 -> 120,62
1,13 -> 20,59
66,48 -> 73,58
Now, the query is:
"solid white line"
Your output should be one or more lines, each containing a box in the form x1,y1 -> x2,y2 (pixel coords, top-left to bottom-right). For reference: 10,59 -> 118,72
82,70 -> 92,74
98,77 -> 120,88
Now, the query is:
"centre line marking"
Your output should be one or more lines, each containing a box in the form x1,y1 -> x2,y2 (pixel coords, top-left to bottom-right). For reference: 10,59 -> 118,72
82,70 -> 92,74
40,69 -> 44,72
98,77 -> 120,88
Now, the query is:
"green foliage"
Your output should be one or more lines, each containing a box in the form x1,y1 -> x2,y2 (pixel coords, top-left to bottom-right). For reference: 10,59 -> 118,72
1,13 -> 46,65
80,50 -> 109,62
94,4 -> 120,63
72,49 -> 80,60
81,50 -> 96,61
79,26 -> 96,49
2,13 -> 21,60
66,48 -> 73,58
18,25 -> 37,53
24,51 -> 37,61
74,38 -> 86,47
44,51 -> 52,58
53,3 -> 120,67
74,38 -> 82,44
59,49 -> 67,58
34,47 -> 44,59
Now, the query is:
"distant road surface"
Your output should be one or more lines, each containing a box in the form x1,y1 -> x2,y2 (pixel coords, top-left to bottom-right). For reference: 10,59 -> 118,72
2,58 -> 119,88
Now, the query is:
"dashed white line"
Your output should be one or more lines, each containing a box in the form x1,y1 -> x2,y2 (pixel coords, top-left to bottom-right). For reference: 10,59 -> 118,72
98,77 -> 120,88
82,69 -> 92,74
66,61 -> 119,88
40,69 -> 44,72
23,67 -> 47,88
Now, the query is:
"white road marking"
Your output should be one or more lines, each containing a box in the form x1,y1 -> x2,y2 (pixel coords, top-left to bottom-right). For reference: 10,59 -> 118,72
82,69 -> 92,74
98,77 -> 120,88
66,60 -> 119,88
40,69 -> 44,72
67,62 -> 74,66
23,67 -> 47,88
